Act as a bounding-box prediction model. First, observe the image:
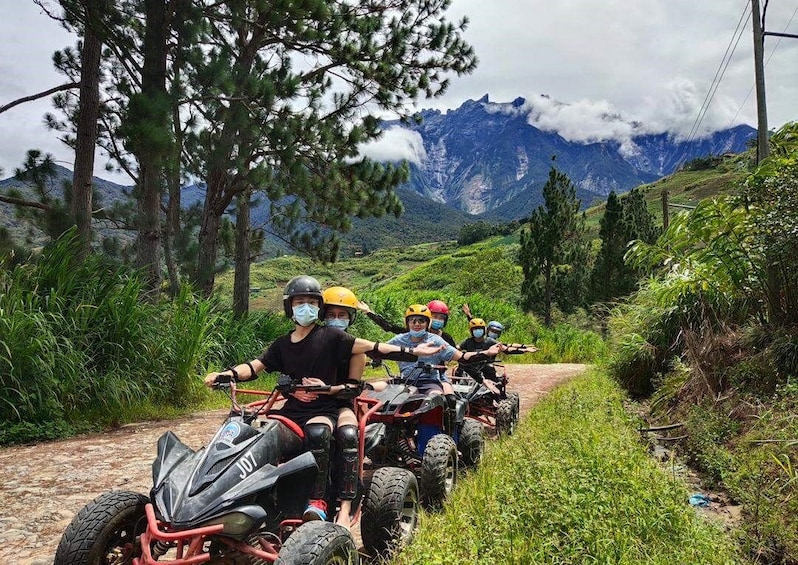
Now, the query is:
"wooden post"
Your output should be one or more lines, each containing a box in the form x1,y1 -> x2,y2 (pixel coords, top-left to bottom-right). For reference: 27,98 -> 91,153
662,189 -> 669,230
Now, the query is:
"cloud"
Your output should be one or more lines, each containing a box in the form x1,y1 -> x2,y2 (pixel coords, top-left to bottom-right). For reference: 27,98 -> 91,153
636,78 -> 744,140
483,77 -> 749,158
357,127 -> 427,165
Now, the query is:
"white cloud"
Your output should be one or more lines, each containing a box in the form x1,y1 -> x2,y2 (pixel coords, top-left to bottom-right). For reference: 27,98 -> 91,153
357,127 -> 427,165
636,78 -> 743,140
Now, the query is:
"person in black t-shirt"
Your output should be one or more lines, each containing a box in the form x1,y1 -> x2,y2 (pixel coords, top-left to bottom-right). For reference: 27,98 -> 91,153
456,317 -> 501,385
204,276 -> 442,528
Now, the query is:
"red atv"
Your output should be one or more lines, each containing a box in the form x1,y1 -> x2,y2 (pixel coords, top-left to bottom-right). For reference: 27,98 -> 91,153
360,361 -> 484,510
54,374 -> 417,565
451,348 -> 527,436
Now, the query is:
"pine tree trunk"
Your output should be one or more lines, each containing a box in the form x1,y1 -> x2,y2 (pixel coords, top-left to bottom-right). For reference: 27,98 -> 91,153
134,0 -> 169,292
233,190 -> 251,317
544,261 -> 552,327
196,201 -> 222,297
71,1 -> 104,260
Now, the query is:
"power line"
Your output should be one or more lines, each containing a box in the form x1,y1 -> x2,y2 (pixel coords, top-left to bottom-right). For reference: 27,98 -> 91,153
685,1 -> 751,144
727,1 -> 798,128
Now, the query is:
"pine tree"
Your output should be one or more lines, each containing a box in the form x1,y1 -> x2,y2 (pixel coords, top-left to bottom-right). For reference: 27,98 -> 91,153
519,167 -> 589,326
590,188 -> 659,303
184,0 -> 477,296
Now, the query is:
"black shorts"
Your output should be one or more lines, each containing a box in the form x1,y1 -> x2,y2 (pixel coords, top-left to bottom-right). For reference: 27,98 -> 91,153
273,398 -> 340,429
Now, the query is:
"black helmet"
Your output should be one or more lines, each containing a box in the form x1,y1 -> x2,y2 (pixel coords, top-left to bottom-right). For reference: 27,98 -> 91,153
282,275 -> 323,316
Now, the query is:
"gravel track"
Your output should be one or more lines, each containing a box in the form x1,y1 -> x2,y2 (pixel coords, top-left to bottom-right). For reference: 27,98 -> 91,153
0,363 -> 587,564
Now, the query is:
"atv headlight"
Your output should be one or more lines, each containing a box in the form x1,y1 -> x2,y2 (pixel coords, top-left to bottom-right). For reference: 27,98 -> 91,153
201,506 -> 267,536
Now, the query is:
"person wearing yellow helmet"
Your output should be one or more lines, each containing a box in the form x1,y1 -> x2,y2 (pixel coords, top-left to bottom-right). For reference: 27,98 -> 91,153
319,285 -> 365,527
457,317 -> 501,384
357,299 -> 457,346
322,286 -> 359,331
387,303 -> 504,437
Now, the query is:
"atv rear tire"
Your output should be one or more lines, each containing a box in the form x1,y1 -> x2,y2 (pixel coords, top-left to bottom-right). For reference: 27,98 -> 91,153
361,466 -> 419,558
275,521 -> 359,565
54,490 -> 149,565
496,398 -> 517,436
457,418 -> 484,469
420,434 -> 458,509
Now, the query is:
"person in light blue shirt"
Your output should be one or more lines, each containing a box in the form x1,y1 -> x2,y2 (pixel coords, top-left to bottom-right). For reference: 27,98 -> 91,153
386,303 -> 504,441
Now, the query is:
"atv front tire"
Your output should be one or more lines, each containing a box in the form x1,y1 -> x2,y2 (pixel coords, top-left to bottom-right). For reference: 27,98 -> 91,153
496,398 -> 517,436
275,521 -> 359,565
457,418 -> 484,469
54,490 -> 149,565
507,391 -> 521,420
420,434 -> 458,508
361,466 -> 419,558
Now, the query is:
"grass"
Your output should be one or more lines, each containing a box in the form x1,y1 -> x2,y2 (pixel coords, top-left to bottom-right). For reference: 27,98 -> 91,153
392,369 -> 745,565
583,156 -> 747,238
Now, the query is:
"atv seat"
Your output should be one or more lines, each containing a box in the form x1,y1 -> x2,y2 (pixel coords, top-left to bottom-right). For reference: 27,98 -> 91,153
266,414 -> 304,439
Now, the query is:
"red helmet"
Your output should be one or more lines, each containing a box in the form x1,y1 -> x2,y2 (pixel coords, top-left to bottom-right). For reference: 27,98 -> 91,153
426,300 -> 449,316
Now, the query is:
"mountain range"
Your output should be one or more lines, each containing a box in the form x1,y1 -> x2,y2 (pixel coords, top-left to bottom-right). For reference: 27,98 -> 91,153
383,95 -> 756,218
1,94 -> 756,254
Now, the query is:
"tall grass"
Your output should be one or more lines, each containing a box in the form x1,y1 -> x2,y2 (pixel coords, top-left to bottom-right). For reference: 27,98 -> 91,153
0,231 -> 286,444
393,369 -> 744,564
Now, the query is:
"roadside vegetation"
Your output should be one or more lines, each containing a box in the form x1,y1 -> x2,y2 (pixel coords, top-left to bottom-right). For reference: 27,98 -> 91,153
604,122 -> 798,563
0,232 -> 288,445
393,369 -> 743,565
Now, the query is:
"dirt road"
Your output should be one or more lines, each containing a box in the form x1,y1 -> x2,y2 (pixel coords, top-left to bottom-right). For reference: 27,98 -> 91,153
0,363 -> 586,564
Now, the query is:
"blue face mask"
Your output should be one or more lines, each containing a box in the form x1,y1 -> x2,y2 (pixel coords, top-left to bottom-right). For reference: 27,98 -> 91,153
488,331 -> 500,340
326,318 -> 349,330
430,319 -> 445,330
292,303 -> 319,327
409,329 -> 426,338
473,329 -> 485,338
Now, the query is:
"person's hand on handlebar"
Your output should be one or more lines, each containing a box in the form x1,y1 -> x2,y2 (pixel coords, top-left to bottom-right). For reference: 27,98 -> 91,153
292,377 -> 324,402
204,371 -> 224,388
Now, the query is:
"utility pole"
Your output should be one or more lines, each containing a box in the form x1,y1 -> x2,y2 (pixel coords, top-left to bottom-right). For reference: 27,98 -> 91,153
751,0 -> 770,165
751,0 -> 769,164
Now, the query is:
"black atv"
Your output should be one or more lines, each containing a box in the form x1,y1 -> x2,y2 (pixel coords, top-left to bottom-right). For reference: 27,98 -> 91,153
360,362 -> 484,510
451,348 -> 526,436
54,374 -> 418,565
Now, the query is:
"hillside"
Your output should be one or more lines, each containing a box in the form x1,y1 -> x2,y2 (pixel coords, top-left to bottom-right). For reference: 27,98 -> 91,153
582,152 -> 750,237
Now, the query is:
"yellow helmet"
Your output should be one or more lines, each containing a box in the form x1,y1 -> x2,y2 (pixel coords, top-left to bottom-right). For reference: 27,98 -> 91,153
404,304 -> 432,327
322,286 -> 358,323
469,318 -> 486,331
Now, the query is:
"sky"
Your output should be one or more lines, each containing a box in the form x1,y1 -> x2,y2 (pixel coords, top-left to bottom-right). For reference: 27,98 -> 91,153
1,0 -> 797,182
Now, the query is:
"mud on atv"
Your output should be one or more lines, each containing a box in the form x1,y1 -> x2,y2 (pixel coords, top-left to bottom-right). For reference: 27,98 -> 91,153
360,362 -> 485,510
451,348 -> 528,436
54,374 -> 418,565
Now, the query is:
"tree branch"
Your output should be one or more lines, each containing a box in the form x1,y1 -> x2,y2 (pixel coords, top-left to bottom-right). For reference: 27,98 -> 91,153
0,194 -> 52,211
0,82 -> 80,115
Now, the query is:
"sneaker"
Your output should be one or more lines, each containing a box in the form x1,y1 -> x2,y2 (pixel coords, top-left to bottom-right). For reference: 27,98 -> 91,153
302,499 -> 328,521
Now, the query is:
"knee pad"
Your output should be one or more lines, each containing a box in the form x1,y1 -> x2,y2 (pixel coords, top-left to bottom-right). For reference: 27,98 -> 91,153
304,423 -> 332,499
336,424 -> 358,451
336,425 -> 359,500
305,423 -> 332,454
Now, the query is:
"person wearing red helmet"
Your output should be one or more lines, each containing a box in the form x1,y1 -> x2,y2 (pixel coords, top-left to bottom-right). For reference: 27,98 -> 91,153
425,299 -> 456,346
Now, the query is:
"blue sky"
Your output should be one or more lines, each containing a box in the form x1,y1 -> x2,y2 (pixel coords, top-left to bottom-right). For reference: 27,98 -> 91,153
2,0 -> 796,182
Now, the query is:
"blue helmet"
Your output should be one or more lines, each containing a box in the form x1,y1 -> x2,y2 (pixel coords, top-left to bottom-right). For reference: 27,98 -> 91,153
486,321 -> 504,336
